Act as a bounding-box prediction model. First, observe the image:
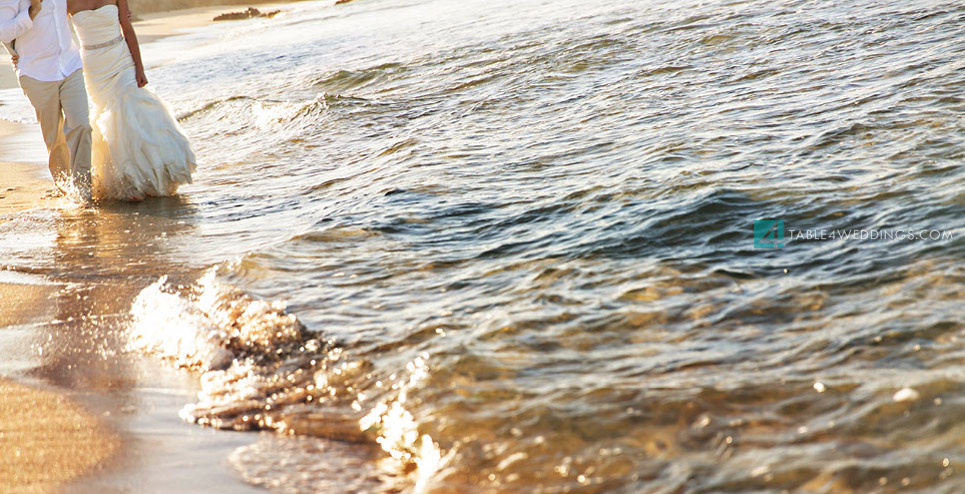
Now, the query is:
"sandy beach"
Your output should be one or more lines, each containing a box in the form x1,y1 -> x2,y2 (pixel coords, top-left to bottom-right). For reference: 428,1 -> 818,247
0,3 -> 296,493
0,378 -> 119,494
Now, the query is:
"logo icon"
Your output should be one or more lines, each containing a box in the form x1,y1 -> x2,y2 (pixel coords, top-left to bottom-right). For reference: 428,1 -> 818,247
754,220 -> 785,249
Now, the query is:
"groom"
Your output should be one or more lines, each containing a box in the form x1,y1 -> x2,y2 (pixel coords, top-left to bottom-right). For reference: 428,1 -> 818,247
1,0 -> 91,201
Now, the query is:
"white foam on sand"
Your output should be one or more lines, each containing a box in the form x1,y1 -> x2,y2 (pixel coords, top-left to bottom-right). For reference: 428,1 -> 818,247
129,269 -> 303,371
128,268 -> 451,493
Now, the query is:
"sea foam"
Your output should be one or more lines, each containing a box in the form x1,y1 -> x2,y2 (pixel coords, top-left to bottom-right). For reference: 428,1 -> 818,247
128,269 -> 448,492
130,269 -> 305,371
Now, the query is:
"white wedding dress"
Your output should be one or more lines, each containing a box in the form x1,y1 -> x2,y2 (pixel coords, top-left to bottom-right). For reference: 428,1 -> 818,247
72,5 -> 195,201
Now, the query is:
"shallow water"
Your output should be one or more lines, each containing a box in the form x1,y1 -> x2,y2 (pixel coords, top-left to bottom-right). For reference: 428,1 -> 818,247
2,0 -> 964,492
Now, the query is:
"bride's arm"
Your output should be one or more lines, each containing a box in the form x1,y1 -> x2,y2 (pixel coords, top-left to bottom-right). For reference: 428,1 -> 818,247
117,0 -> 147,87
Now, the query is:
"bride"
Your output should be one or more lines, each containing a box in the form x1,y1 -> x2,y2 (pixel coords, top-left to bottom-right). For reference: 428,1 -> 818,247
68,0 -> 195,201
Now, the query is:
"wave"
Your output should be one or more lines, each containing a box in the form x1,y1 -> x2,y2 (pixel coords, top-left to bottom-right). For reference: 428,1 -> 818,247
311,63 -> 407,94
129,270 -> 307,370
178,93 -> 367,128
175,96 -> 255,122
129,269 -> 448,493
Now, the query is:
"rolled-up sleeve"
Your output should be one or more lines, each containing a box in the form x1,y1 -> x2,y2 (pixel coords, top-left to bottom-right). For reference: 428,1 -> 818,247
0,2 -> 32,45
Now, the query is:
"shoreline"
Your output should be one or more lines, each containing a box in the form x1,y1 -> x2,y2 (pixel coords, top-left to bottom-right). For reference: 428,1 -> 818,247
0,3 -> 294,492
132,2 -> 295,44
129,0 -> 302,16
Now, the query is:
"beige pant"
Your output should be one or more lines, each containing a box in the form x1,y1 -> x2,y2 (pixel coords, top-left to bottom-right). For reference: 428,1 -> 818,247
20,69 -> 92,200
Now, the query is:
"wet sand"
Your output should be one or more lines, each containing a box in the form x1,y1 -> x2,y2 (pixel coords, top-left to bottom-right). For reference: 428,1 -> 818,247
0,162 -> 51,224
0,100 -> 119,494
0,270 -> 267,493
0,377 -> 119,494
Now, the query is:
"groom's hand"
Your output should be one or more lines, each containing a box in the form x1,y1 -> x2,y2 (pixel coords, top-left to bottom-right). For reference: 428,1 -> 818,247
28,0 -> 42,20
10,54 -> 18,69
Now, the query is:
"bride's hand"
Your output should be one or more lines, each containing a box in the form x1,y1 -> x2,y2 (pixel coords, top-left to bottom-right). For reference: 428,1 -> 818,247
135,68 -> 148,87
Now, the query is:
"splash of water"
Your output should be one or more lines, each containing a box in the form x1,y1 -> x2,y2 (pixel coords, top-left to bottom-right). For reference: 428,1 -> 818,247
129,270 -> 449,492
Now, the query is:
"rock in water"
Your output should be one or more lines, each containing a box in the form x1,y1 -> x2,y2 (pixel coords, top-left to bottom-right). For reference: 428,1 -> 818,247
213,8 -> 281,22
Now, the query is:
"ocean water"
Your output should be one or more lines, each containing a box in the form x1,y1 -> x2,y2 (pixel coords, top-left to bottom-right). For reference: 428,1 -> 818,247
2,0 -> 964,492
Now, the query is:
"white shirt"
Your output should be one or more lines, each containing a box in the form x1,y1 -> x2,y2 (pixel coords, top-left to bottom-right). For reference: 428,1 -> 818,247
0,0 -> 82,82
